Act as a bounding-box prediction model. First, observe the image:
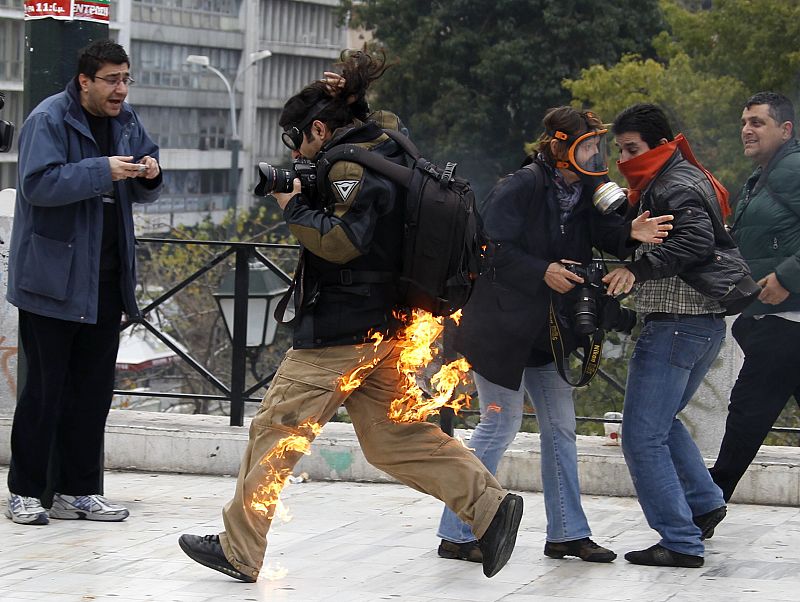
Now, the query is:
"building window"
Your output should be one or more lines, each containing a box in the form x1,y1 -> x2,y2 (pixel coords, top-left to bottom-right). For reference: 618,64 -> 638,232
132,41 -> 241,91
135,106 -> 232,149
0,19 -> 24,82
261,0 -> 340,49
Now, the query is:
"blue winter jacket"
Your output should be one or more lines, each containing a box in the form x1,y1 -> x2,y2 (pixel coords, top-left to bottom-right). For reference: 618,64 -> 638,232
7,81 -> 161,323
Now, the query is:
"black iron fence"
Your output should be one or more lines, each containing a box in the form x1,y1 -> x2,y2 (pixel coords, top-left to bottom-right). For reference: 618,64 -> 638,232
115,238 -> 799,442
115,238 -> 295,426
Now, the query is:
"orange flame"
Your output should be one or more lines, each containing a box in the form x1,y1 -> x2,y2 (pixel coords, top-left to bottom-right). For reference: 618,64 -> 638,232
250,420 -> 322,520
338,332 -> 385,392
387,310 -> 472,423
336,310 -> 471,423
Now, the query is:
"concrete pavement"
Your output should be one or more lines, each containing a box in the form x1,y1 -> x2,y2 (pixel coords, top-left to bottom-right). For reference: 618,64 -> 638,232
1,467 -> 799,602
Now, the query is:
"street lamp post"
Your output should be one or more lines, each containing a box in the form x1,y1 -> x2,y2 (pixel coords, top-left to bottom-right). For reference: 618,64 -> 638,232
212,255 -> 291,425
186,50 -> 272,232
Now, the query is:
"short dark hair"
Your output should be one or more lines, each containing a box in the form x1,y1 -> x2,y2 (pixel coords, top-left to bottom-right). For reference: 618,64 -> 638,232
745,91 -> 795,129
77,39 -> 129,79
612,103 -> 674,149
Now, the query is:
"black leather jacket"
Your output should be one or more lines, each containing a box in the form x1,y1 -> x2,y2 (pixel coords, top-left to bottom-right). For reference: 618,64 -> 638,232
626,151 -> 719,283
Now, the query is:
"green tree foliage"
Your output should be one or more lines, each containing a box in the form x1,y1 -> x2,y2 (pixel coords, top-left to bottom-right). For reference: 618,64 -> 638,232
343,0 -> 664,197
565,0 -> 800,194
564,53 -> 749,188
661,0 -> 800,97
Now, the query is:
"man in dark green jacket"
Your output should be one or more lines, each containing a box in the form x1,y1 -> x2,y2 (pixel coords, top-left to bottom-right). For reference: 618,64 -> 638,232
710,91 -> 800,502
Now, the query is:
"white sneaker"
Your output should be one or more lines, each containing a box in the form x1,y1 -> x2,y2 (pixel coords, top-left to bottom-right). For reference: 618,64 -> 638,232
49,493 -> 129,522
5,493 -> 49,525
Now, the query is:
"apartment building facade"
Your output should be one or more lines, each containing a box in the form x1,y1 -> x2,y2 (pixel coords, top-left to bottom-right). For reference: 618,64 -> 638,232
0,0 -> 348,228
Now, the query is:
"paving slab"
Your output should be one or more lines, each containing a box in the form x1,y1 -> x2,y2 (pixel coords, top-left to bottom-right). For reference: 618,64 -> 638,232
0,467 -> 798,602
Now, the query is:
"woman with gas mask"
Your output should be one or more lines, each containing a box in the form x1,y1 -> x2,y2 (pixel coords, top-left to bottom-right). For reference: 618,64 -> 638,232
435,107 -> 673,564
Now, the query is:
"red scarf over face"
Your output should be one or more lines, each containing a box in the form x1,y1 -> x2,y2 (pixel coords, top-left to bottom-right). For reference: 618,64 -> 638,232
617,133 -> 731,218
617,138 -> 679,206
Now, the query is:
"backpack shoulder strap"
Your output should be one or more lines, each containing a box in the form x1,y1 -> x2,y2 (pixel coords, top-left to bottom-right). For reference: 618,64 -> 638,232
316,139 -> 414,192
380,128 -> 422,160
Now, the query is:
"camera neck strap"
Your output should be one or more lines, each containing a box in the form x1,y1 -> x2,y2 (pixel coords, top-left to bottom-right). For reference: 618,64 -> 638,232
548,299 -> 604,387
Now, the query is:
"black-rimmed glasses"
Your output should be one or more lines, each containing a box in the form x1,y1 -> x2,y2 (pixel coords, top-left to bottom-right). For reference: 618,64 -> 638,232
94,75 -> 135,87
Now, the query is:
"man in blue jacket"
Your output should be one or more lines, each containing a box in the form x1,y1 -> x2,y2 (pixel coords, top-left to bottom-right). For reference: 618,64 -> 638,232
5,39 -> 161,525
710,92 -> 800,503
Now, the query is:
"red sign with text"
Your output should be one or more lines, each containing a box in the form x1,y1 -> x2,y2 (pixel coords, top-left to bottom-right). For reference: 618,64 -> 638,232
24,0 -> 110,23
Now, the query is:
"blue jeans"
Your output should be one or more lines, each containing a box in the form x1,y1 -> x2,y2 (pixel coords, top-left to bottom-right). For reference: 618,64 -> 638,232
437,364 -> 591,544
622,314 -> 726,557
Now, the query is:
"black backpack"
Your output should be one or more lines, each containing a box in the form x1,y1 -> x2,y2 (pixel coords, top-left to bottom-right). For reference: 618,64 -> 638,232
317,129 -> 485,317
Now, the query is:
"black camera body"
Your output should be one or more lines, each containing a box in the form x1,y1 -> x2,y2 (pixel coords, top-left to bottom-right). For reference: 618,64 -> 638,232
0,92 -> 14,153
254,159 -> 318,201
564,260 -> 636,336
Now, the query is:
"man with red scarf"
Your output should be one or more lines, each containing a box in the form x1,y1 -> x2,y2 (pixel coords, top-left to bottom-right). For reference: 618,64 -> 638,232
601,104 -> 728,568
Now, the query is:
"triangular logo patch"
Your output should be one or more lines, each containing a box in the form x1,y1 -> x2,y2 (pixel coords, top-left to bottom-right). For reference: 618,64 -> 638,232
333,180 -> 359,201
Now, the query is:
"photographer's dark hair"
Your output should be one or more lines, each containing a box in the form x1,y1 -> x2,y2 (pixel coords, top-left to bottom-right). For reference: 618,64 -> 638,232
279,49 -> 389,135
746,91 -> 795,131
535,106 -> 604,165
612,103 -> 674,149
77,39 -> 129,80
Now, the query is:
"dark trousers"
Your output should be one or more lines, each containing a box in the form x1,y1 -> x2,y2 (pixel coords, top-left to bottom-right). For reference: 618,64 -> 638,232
7,282 -> 122,498
709,315 -> 800,501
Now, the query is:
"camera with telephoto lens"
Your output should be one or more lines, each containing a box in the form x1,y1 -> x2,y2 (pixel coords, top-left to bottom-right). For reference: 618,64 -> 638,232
0,92 -> 14,153
254,158 -> 318,199
563,260 -> 637,336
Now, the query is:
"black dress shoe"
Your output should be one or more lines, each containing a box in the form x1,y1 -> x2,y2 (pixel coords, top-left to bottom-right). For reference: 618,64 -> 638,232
478,493 -> 523,578
624,544 -> 703,568
544,537 -> 617,562
179,534 -> 256,582
693,505 -> 726,540
438,539 -> 483,562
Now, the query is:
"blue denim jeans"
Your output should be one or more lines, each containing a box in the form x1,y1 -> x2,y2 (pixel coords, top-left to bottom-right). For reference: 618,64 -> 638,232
622,314 -> 726,557
437,364 -> 591,544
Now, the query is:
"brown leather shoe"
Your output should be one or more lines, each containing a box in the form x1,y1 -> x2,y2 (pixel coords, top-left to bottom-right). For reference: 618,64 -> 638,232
544,537 -> 617,562
437,539 -> 483,562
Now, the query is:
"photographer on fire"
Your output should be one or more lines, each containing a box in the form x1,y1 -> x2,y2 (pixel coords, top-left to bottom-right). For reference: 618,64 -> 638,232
0,91 -> 14,153
434,106 -> 673,565
180,49 -> 526,583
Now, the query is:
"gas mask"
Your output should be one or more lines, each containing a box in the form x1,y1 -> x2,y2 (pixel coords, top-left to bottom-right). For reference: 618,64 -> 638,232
553,126 -> 626,215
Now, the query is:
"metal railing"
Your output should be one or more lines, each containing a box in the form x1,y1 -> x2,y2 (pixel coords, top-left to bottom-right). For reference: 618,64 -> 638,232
114,238 -> 800,441
114,238 -> 295,426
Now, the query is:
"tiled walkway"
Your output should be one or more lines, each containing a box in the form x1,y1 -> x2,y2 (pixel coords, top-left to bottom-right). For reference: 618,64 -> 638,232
1,468 -> 798,601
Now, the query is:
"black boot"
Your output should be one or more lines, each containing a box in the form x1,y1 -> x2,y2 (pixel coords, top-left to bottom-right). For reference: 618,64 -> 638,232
178,534 -> 256,583
478,493 -> 523,578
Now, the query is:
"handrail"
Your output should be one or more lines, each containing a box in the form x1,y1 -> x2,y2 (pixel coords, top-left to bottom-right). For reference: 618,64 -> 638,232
114,238 -> 297,426
115,238 -> 799,441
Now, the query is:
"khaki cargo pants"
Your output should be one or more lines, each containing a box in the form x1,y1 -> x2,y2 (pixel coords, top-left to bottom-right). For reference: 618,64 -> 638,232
219,339 -> 507,579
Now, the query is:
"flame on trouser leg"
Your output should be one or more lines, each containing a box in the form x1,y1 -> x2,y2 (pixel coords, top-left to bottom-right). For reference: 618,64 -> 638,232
250,420 -> 323,521
337,309 -> 472,421
339,332 -> 385,392
387,309 -> 472,423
